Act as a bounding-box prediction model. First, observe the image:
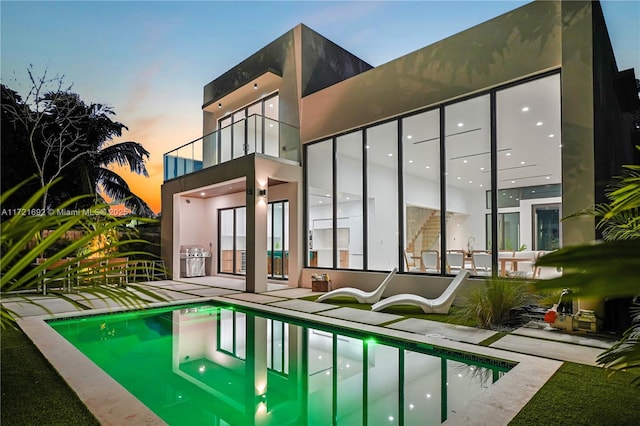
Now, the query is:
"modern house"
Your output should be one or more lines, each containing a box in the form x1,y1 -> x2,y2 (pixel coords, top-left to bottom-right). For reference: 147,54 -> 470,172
161,0 -> 637,311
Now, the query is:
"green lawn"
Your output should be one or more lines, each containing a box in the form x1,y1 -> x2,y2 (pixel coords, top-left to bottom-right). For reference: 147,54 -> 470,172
1,325 -> 99,426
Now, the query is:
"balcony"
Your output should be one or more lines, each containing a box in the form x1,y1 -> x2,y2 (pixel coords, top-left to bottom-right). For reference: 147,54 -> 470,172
163,114 -> 299,181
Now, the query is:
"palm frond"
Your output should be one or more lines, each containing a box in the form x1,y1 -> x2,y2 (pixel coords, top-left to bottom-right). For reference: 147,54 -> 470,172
97,142 -> 149,176
96,168 -> 154,217
1,180 -> 164,328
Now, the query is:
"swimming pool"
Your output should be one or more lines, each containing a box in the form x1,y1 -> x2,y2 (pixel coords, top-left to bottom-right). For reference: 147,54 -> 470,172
49,303 -> 515,425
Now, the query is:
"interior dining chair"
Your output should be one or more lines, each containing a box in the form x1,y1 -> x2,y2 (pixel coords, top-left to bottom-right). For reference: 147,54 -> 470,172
471,251 -> 492,276
446,250 -> 465,273
421,250 -> 439,273
404,250 -> 420,272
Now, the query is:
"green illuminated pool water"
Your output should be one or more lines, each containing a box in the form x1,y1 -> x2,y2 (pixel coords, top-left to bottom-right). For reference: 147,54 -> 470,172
50,303 -> 514,425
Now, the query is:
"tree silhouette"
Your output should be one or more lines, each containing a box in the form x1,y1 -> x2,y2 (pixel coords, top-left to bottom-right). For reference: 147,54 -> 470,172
1,68 -> 153,216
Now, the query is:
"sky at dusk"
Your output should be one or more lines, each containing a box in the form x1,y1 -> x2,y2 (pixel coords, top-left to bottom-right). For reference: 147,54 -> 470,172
2,1 -> 639,214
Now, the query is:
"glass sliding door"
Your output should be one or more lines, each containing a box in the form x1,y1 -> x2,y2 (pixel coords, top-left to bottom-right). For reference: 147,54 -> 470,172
218,206 -> 246,275
264,95 -> 279,157
219,209 -> 234,274
219,116 -> 232,163
444,95 -> 491,273
307,140 -> 334,268
402,110 -> 441,273
533,204 -> 561,250
267,200 -> 289,279
367,121 -> 399,271
232,110 -> 246,160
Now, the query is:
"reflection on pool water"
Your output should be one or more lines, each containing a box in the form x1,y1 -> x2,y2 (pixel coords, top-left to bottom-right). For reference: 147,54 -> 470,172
50,303 -> 514,425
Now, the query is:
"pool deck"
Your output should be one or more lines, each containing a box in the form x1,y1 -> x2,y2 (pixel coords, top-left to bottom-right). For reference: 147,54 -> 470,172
3,276 -> 617,426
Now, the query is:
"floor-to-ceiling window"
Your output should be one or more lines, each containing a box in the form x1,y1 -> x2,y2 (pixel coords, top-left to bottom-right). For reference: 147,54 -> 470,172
367,121 -> 399,271
496,74 -> 562,255
444,95 -> 491,273
402,109 -> 441,273
337,131 -> 364,270
304,72 -> 562,276
307,140 -> 334,268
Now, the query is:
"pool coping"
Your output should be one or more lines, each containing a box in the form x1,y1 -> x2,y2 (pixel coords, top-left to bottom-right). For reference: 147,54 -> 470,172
17,296 -> 562,426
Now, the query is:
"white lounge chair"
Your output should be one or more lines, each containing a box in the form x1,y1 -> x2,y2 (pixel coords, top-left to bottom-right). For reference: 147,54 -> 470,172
371,270 -> 470,314
316,268 -> 398,304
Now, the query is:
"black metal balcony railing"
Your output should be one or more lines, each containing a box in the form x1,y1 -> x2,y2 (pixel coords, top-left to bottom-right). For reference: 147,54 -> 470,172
163,114 -> 299,181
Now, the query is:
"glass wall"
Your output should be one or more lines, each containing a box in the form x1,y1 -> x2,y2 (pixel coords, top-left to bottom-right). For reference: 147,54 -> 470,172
367,121 -> 399,271
307,140 -> 334,268
402,109 -> 441,273
304,72 -> 562,276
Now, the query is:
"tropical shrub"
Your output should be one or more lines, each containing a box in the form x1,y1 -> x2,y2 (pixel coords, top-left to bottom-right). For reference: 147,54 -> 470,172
1,180 -> 165,329
536,149 -> 640,385
456,277 -> 534,329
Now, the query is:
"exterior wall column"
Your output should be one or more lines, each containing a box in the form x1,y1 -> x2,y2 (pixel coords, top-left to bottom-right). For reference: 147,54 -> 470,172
246,168 -> 269,293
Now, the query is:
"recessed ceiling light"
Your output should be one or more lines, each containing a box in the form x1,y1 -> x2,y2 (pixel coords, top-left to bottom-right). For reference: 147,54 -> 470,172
536,121 -> 543,126
457,176 -> 461,180
388,153 -> 393,157
548,134 -> 555,138
509,195 -> 513,198
346,197 -> 350,200
532,190 -> 536,193
506,152 -> 511,156
269,103 -> 274,108
468,180 -> 473,184
479,184 -> 484,187
559,144 -> 563,148
325,193 -> 330,197
463,160 -> 468,164
480,167 -> 485,171
200,192 -> 206,196
365,145 -> 370,149
408,160 -> 414,163
522,106 -> 529,112
546,176 -> 551,180
407,135 -> 413,139
425,165 -> 430,169
318,200 -> 323,204
457,122 -> 464,127
511,180 -> 515,184
520,161 -> 526,165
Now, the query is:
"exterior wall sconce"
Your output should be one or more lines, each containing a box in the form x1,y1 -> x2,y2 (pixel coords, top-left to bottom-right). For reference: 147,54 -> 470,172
254,83 -> 258,90
258,189 -> 267,196
218,103 -> 222,109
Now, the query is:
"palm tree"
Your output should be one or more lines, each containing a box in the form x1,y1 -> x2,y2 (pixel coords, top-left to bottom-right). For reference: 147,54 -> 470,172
1,79 -> 153,217
42,92 -> 154,217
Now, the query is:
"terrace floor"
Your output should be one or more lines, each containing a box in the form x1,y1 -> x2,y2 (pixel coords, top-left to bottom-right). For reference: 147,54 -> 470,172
2,276 -> 618,425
